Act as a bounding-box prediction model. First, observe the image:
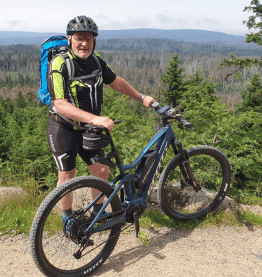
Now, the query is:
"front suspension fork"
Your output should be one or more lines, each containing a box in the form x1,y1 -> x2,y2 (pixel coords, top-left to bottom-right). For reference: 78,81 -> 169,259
171,140 -> 201,192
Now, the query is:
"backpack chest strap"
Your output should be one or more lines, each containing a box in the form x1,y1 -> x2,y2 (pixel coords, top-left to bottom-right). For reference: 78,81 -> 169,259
61,52 -> 102,84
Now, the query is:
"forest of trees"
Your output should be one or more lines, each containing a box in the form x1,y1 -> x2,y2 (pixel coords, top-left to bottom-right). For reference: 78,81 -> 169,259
1,0 -> 262,206
96,37 -> 262,56
1,63 -> 262,205
0,39 -> 261,107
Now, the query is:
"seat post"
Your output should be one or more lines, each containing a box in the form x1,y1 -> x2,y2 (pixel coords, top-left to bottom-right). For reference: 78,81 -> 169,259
105,130 -> 125,176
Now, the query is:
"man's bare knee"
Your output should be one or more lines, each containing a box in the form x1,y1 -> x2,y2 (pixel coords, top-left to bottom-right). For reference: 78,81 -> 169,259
57,168 -> 76,186
88,164 -> 110,181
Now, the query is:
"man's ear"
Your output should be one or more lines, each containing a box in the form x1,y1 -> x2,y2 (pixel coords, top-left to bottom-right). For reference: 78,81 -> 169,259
67,35 -> 72,47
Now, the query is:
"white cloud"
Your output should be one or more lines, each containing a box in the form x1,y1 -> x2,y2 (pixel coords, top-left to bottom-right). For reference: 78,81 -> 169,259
197,16 -> 220,26
6,20 -> 22,26
156,14 -> 174,24
0,0 -> 252,35
94,12 -> 110,20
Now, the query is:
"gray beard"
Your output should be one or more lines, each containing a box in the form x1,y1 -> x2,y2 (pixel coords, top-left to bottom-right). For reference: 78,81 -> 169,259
72,49 -> 92,60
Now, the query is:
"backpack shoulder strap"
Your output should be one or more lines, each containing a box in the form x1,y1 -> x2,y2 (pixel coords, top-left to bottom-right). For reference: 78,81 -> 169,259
58,51 -> 74,82
92,53 -> 102,74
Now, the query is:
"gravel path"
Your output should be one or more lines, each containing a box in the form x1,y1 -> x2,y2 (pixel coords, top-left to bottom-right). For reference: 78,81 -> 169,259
0,225 -> 262,277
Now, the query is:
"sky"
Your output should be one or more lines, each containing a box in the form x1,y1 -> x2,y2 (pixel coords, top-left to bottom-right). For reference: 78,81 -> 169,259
0,0 -> 254,36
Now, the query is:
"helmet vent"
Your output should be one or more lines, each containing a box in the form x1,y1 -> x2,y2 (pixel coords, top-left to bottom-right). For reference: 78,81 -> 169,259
67,16 -> 98,36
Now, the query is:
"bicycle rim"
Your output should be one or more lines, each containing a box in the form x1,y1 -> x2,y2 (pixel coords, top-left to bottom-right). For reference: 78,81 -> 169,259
158,146 -> 231,220
30,177 -> 122,276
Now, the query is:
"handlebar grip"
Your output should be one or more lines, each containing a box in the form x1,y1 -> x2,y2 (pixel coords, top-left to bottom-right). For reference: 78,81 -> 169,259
180,118 -> 194,129
83,120 -> 123,131
83,124 -> 106,131
113,120 -> 123,125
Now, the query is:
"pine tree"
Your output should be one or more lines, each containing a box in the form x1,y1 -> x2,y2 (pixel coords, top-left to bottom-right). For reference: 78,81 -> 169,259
236,74 -> 262,113
219,0 -> 262,77
160,53 -> 187,107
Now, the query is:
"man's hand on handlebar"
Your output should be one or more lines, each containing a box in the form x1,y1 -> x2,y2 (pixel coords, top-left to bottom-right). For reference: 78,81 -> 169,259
143,96 -> 156,108
89,116 -> 115,132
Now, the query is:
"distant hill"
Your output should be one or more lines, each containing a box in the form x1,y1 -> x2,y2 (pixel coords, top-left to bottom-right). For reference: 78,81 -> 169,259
0,29 -> 247,46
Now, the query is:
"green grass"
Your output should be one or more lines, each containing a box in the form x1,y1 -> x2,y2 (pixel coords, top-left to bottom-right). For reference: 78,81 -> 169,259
0,176 -> 261,236
139,206 -> 262,231
0,177 -> 47,235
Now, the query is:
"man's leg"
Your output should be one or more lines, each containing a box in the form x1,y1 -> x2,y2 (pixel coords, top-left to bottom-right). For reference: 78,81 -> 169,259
88,163 -> 110,206
57,168 -> 76,211
58,164 -> 110,212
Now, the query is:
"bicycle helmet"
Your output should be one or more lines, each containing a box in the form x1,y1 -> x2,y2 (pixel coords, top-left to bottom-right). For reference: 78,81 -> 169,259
66,16 -> 98,37
82,132 -> 110,150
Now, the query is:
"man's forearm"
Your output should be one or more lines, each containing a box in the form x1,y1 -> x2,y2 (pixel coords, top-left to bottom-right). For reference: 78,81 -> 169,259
54,99 -> 96,123
54,99 -> 115,131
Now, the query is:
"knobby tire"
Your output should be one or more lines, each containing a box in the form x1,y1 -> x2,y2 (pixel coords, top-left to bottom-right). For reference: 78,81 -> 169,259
30,176 -> 122,277
157,146 -> 231,221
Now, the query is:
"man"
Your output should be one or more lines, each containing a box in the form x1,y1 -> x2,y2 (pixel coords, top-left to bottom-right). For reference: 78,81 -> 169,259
47,15 -> 155,223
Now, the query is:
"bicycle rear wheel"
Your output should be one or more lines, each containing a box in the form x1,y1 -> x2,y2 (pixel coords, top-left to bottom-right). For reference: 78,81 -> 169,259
30,176 -> 122,277
157,146 -> 231,221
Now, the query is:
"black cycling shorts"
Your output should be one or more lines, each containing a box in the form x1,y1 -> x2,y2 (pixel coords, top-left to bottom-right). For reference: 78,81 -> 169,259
47,120 -> 104,171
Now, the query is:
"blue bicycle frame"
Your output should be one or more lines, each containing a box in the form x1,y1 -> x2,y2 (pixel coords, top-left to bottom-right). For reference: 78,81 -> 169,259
84,124 -> 176,234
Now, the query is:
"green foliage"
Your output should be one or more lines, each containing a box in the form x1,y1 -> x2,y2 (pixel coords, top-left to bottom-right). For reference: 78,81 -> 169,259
0,73 -> 37,89
100,88 -> 157,172
218,54 -> 262,80
0,177 -> 46,235
140,207 -> 262,231
138,231 -> 149,245
0,49 -> 261,222
141,209 -> 201,229
219,1 -> 262,78
236,74 -> 262,112
243,0 -> 262,45
161,53 -> 187,106
160,58 -> 262,200
0,95 -> 56,189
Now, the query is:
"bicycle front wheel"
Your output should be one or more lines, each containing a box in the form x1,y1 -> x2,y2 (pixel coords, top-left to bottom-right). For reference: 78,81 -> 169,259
30,176 -> 122,277
157,146 -> 231,221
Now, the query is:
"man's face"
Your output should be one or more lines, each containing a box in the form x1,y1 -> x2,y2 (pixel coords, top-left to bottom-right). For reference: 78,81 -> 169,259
68,32 -> 94,60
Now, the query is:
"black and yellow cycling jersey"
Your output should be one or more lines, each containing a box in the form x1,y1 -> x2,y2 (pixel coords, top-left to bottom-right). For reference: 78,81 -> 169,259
47,50 -> 116,118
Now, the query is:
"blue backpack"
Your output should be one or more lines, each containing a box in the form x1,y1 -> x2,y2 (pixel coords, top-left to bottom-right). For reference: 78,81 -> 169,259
38,36 -> 70,106
37,35 -> 102,107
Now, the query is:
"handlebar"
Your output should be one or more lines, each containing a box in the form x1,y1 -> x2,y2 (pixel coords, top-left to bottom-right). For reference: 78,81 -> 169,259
150,102 -> 195,130
83,120 -> 123,132
83,102 -> 194,132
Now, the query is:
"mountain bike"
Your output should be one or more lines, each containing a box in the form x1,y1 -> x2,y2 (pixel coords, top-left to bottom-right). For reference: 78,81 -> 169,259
30,102 -> 231,277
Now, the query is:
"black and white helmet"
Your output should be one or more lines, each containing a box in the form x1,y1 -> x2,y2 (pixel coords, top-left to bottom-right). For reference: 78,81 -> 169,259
66,16 -> 98,37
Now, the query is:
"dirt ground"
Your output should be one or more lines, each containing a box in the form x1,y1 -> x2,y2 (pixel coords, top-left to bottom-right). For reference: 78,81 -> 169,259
0,187 -> 262,277
0,224 -> 262,277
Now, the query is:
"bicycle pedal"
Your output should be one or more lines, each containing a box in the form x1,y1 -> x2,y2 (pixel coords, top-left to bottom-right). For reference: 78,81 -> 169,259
133,212 -> 140,238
